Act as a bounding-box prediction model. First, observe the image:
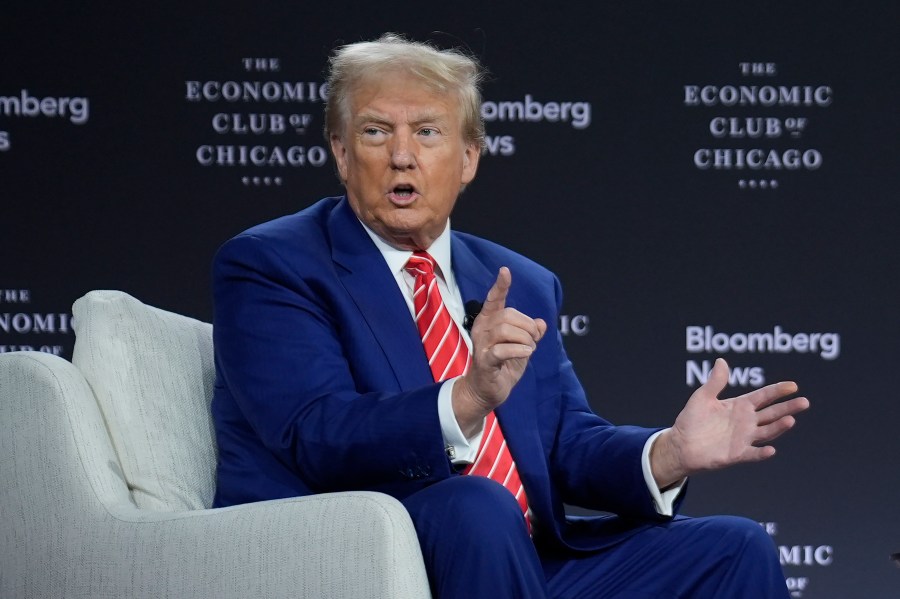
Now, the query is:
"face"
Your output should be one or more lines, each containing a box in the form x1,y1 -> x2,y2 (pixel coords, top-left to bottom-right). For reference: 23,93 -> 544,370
330,71 -> 481,250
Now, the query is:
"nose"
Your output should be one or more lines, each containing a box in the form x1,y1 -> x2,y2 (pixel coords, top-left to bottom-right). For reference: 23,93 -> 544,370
389,131 -> 416,170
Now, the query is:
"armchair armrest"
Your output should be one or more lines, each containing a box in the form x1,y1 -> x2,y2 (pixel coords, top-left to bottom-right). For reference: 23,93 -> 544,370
103,492 -> 430,598
0,352 -> 430,598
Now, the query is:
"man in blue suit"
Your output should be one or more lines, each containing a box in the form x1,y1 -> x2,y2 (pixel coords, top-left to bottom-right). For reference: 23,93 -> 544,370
212,33 -> 810,597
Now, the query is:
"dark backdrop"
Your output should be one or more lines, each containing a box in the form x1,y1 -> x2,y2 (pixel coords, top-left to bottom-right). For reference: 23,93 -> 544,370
3,3 -> 898,596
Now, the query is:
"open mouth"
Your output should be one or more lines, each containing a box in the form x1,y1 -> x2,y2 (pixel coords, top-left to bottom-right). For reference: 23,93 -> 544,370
393,183 -> 414,196
389,184 -> 417,204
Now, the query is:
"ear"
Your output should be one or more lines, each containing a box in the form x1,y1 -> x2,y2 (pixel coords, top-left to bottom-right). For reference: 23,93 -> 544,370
460,141 -> 481,185
330,134 -> 349,181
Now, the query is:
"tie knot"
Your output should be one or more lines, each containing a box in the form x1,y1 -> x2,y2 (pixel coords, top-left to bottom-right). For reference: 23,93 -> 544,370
405,251 -> 437,279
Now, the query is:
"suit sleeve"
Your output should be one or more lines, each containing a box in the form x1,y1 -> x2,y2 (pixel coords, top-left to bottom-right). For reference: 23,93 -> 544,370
541,275 -> 682,521
212,234 -> 451,493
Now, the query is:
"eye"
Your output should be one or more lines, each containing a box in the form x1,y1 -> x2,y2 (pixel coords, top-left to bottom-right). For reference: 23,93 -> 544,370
359,126 -> 388,144
418,127 -> 439,137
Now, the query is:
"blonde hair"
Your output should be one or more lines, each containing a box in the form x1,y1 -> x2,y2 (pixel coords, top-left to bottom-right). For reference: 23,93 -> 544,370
324,33 -> 486,149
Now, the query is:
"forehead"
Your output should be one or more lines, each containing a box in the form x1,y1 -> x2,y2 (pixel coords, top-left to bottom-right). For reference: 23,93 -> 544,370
348,71 -> 462,123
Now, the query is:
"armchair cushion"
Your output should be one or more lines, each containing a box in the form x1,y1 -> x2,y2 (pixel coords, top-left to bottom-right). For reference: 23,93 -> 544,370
72,290 -> 216,511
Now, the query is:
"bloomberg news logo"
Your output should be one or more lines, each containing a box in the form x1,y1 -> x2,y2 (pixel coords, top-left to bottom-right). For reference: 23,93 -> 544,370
685,325 -> 840,387
0,89 -> 90,152
479,94 -> 592,157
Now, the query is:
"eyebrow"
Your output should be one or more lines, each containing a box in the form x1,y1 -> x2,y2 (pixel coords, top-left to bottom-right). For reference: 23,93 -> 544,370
354,110 -> 450,128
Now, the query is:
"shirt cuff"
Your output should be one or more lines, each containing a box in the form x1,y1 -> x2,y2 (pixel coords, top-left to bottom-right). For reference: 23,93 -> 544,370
642,429 -> 687,517
438,377 -> 484,464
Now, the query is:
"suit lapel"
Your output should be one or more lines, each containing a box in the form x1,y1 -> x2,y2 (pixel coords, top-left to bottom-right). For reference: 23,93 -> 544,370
449,235 -> 495,310
329,215 -> 545,479
451,236 -> 547,495
328,198 -> 434,391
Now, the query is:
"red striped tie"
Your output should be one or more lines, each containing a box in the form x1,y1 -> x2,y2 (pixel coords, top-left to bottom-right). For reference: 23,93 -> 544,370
405,251 -> 531,532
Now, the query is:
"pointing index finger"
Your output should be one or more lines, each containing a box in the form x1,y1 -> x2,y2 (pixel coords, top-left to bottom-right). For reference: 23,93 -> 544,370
481,267 -> 511,315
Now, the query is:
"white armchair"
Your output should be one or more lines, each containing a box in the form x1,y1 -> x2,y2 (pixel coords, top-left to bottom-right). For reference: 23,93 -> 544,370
0,290 -> 430,598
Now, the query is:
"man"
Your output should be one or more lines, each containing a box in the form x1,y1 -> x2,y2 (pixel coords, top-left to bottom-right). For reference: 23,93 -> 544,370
211,33 -> 810,597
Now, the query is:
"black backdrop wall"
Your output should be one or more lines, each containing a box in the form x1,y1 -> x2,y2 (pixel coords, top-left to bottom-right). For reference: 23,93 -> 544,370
3,3 -> 898,596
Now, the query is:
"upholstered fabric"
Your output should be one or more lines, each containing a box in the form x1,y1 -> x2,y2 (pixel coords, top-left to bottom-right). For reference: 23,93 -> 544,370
0,292 -> 430,598
72,290 -> 217,511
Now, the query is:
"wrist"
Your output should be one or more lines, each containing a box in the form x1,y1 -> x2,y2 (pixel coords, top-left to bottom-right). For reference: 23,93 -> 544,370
650,429 -> 688,489
452,376 -> 492,437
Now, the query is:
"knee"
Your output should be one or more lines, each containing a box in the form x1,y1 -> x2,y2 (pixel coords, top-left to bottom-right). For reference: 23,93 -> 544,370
405,476 -> 527,536
700,516 -> 777,558
403,477 -> 545,597
717,516 -> 773,543
440,476 -> 525,527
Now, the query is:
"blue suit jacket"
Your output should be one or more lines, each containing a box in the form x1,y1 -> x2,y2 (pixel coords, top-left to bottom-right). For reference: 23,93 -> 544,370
211,196 -> 679,551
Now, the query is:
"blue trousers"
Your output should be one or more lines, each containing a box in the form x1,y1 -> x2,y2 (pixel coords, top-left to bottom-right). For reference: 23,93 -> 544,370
401,477 -> 788,599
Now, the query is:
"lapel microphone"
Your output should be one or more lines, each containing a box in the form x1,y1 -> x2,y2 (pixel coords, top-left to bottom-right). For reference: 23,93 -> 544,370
463,300 -> 483,333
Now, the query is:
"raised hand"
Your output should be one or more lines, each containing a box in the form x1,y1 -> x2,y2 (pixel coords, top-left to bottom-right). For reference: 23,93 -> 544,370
452,267 -> 547,436
651,358 -> 810,488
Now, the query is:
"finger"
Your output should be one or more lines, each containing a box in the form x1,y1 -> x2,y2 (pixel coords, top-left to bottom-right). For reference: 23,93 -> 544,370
743,445 -> 777,462
754,416 -> 797,445
487,322 -> 540,349
489,342 -> 536,362
481,267 -> 511,315
701,357 -> 729,397
482,308 -> 544,342
756,396 -> 810,426
744,380 -> 800,410
534,318 -> 547,341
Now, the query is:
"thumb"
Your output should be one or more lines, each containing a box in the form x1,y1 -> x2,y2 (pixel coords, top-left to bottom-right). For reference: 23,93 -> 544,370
702,358 -> 730,397
481,267 -> 511,315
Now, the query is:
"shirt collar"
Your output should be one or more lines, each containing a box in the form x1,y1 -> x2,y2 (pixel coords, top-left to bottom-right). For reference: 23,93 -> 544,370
358,218 -> 455,284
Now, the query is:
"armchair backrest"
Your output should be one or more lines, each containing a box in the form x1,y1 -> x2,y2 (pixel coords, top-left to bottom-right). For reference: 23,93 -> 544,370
71,290 -> 217,511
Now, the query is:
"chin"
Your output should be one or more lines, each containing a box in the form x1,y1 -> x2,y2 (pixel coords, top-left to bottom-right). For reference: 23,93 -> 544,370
382,224 -> 437,249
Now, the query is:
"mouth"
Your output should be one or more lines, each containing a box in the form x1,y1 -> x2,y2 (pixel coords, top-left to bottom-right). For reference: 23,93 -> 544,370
388,183 -> 418,206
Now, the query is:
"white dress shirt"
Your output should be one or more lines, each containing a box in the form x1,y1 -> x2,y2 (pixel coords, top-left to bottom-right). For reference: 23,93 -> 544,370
359,219 -> 684,516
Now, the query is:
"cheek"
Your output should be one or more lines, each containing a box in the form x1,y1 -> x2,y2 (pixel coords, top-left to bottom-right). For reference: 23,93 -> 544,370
345,161 -> 377,190
358,155 -> 392,182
